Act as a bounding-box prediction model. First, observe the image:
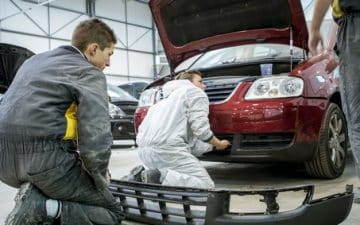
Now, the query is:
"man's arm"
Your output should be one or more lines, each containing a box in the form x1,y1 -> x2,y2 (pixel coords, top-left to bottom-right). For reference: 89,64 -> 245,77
75,68 -> 113,190
309,0 -> 332,55
186,88 -> 213,141
190,137 -> 213,156
186,88 -> 231,150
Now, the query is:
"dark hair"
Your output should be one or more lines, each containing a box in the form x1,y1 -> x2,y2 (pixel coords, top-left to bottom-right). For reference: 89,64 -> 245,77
71,18 -> 117,52
175,70 -> 202,82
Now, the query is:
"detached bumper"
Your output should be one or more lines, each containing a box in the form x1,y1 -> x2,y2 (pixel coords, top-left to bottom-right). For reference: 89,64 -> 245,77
109,180 -> 353,225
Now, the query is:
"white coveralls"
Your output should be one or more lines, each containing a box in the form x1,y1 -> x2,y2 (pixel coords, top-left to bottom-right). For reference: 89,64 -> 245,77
136,80 -> 215,189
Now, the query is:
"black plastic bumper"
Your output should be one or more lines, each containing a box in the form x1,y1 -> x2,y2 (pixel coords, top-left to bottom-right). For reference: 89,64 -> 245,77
109,180 -> 354,225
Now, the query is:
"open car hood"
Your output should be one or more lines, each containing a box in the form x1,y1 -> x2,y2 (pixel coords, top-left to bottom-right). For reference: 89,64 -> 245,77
0,43 -> 35,93
149,0 -> 308,70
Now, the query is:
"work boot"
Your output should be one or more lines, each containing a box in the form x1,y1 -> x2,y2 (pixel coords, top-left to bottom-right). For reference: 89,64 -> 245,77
5,183 -> 53,225
141,169 -> 161,184
122,165 -> 144,182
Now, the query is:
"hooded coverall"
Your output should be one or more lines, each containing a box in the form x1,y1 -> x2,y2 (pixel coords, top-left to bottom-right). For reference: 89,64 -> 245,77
136,80 -> 215,189
0,46 -> 123,224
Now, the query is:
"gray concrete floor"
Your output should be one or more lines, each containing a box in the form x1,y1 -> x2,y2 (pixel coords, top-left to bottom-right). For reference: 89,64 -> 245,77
1,146 -> 359,224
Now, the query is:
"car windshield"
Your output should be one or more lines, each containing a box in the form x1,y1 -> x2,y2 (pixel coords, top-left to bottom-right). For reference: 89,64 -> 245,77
107,84 -> 137,102
176,44 -> 304,71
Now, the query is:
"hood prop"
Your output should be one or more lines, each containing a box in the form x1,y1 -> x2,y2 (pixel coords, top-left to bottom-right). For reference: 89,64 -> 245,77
290,26 -> 294,71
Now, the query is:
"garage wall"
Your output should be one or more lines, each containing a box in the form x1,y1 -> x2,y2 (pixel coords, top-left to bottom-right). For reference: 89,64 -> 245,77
0,0 -> 156,84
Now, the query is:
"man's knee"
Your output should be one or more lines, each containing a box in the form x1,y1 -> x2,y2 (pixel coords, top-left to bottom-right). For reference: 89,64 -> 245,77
60,201 -> 123,225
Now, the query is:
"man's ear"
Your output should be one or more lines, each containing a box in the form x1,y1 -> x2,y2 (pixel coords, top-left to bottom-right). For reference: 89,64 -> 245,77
86,43 -> 98,56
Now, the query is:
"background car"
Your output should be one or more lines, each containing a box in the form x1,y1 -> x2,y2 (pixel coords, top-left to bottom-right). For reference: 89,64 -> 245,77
135,0 -> 348,179
118,81 -> 149,99
0,43 -> 35,94
108,84 -> 138,142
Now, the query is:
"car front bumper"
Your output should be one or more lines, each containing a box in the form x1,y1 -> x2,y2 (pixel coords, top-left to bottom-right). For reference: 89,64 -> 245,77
109,180 -> 354,225
205,97 -> 329,162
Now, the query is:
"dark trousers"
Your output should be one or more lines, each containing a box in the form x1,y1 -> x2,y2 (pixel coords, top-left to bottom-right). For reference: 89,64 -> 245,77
0,137 -> 123,225
337,13 -> 360,178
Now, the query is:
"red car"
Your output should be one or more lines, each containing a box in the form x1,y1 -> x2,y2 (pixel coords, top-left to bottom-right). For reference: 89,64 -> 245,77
135,0 -> 348,179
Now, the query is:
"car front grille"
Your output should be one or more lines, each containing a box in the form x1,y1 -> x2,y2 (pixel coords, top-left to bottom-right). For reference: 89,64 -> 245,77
204,78 -> 243,103
112,102 -> 138,117
240,133 -> 294,149
205,83 -> 238,103
120,105 -> 137,116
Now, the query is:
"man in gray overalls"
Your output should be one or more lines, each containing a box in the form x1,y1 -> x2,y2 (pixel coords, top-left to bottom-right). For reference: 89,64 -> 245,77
0,18 -> 124,224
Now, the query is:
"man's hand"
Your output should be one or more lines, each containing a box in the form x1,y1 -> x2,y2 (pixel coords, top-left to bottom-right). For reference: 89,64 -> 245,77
209,136 -> 231,150
309,30 -> 324,56
215,139 -> 231,150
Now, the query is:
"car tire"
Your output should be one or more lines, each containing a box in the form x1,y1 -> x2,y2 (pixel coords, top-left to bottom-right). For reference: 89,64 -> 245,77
305,103 -> 348,179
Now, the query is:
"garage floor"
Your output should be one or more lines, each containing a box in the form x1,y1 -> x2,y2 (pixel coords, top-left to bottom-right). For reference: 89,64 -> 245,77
0,146 -> 359,224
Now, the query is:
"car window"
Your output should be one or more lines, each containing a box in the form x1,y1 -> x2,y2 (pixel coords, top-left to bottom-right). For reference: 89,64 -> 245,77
253,46 -> 277,58
120,85 -> 132,93
107,84 -> 137,102
118,82 -> 149,99
134,83 -> 147,93
176,44 -> 304,70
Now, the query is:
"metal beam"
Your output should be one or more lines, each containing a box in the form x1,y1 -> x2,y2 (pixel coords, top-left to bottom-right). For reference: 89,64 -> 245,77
125,0 -> 130,80
0,0 -> 59,22
128,29 -> 151,48
9,0 -> 48,35
86,0 -> 96,17
50,14 -> 84,36
0,28 -> 155,55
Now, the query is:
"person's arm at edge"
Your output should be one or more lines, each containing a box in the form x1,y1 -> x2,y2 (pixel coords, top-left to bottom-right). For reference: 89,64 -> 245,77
309,0 -> 332,55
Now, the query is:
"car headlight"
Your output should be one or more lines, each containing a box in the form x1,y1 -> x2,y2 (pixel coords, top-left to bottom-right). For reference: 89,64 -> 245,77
109,102 -> 126,118
138,87 -> 161,107
245,75 -> 304,100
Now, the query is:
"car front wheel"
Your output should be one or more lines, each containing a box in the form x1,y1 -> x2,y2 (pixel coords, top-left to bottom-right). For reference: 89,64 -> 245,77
305,103 -> 348,179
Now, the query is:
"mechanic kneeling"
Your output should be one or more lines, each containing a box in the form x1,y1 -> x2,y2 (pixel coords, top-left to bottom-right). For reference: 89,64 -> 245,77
131,70 -> 231,189
0,18 -> 123,225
